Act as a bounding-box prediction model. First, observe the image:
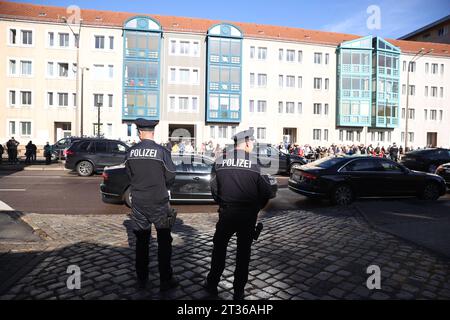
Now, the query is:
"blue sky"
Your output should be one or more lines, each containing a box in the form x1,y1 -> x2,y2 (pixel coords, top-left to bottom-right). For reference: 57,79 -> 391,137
7,0 -> 450,38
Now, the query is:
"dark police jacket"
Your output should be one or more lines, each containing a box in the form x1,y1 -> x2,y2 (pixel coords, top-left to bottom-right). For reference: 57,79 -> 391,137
125,139 -> 176,203
211,148 -> 273,210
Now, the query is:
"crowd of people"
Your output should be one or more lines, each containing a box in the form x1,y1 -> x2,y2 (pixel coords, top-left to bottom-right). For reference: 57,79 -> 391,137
275,142 -> 419,162
0,138 -> 52,164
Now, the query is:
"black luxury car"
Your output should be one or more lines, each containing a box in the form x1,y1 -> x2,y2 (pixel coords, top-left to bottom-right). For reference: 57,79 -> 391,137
52,137 -> 82,159
65,139 -> 130,176
223,143 -> 307,175
436,163 -> 450,187
400,148 -> 450,173
289,155 -> 446,205
100,154 -> 278,206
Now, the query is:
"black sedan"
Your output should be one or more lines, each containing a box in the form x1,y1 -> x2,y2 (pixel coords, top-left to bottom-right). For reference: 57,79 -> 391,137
436,163 -> 450,187
100,154 -> 278,206
289,156 -> 446,205
400,148 -> 450,173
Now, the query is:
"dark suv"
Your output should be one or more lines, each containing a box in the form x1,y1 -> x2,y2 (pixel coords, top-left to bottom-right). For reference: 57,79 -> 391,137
52,137 -> 82,159
65,139 -> 130,176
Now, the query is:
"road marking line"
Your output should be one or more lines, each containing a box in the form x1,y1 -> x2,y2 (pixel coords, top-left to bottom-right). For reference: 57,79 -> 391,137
0,189 -> 27,192
0,200 -> 13,211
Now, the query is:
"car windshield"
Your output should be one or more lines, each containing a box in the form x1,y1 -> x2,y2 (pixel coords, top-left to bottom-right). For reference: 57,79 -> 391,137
307,156 -> 347,169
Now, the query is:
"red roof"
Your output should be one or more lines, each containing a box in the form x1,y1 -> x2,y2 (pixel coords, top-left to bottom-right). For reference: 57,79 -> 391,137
1,1 -> 449,57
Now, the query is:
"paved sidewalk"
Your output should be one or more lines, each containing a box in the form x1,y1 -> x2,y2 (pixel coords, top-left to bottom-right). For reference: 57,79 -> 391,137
0,162 -> 66,171
0,207 -> 450,300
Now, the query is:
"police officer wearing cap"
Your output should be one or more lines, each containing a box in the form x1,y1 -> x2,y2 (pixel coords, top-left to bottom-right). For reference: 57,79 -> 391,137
205,128 -> 273,300
125,118 -> 179,291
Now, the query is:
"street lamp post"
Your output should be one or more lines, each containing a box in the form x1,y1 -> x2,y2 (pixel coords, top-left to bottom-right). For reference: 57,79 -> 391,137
404,48 -> 433,152
80,67 -> 89,137
62,17 -> 83,136
96,102 -> 102,138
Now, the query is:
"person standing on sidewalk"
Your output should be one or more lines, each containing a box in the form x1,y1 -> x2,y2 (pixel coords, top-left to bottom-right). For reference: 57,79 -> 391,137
0,144 -> 4,164
43,142 -> 52,165
125,118 -> 179,291
205,128 -> 273,300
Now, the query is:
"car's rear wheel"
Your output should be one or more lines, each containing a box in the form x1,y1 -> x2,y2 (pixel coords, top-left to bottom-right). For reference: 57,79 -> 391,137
331,185 -> 354,206
76,161 -> 94,177
420,182 -> 440,201
124,187 -> 132,208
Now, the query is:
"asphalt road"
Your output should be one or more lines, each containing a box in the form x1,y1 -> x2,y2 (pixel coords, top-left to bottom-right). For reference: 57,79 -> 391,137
0,170 -> 449,215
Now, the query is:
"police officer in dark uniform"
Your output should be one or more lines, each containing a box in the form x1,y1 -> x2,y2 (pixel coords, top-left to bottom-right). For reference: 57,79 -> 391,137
125,118 -> 179,291
204,129 -> 273,300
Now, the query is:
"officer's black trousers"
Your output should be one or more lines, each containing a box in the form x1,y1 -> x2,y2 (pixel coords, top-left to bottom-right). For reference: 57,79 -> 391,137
134,227 -> 173,282
207,207 -> 258,292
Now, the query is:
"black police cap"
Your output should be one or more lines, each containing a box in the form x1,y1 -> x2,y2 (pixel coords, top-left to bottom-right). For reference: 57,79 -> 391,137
135,118 -> 159,131
232,128 -> 255,143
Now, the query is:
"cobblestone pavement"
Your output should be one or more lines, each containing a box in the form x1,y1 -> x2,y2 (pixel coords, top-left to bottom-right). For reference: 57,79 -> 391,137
1,206 -> 450,300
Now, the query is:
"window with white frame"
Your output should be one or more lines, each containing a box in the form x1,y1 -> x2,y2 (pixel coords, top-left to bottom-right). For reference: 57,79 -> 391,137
325,53 -> 329,65
440,87 -> 444,98
58,93 -> 68,106
210,126 -> 216,139
297,102 -> 302,114
313,103 -> 322,114
95,35 -> 105,49
278,75 -> 284,88
425,63 -> 429,73
286,50 -> 295,62
20,121 -> 31,136
324,129 -> 329,141
59,33 -> 69,47
286,102 -> 295,114
109,36 -> 114,50
402,84 -> 406,95
167,96 -> 200,113
47,92 -> 53,106
408,132 -> 414,143
325,78 -> 329,90
279,49 -> 284,61
170,40 -> 176,54
20,60 -> 32,76
218,126 -> 228,139
430,109 -> 437,120
250,73 -> 255,87
313,129 -> 321,140
21,91 -> 32,105
431,86 -> 437,97
431,63 -> 438,74
93,94 -> 104,106
314,52 -> 322,64
168,67 -> 200,84
9,90 -> 16,106
58,63 -> 69,77
258,47 -> 267,60
180,41 -> 190,55
408,108 -> 415,119
257,74 -> 267,87
298,76 -> 302,89
257,127 -> 266,140
9,28 -> 17,44
440,64 -> 444,75
169,39 -> 200,57
9,121 -> 16,135
249,100 -> 254,112
8,59 -> 16,75
439,110 -> 443,120
425,86 -> 428,96
424,109 -> 428,120
298,50 -> 303,63
314,78 -> 322,89
108,65 -> 114,78
278,101 -> 283,113
286,76 -> 295,88
21,30 -> 32,45
324,103 -> 329,115
48,32 -> 54,46
250,46 -> 255,59
257,100 -> 267,113
408,85 -> 415,96
108,94 -> 113,108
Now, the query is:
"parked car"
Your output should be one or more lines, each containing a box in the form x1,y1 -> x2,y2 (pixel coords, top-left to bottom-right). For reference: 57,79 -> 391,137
436,163 -> 450,187
100,153 -> 278,207
400,148 -> 450,173
52,137 -> 82,160
65,139 -> 130,176
223,143 -> 306,175
289,155 -> 446,205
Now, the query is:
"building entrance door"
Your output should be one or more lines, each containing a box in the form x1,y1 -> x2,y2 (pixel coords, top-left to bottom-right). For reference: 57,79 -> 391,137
283,128 -> 297,144
169,124 -> 196,151
427,132 -> 437,147
54,122 -> 72,142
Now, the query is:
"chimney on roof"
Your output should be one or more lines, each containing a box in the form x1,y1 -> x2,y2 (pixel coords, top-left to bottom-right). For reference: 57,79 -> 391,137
38,12 -> 47,17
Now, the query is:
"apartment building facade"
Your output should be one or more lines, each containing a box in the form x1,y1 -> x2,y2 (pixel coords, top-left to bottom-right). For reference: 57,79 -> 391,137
1,2 -> 449,151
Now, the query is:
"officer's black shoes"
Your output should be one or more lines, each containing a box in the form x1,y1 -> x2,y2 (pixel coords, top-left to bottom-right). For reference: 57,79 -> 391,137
203,279 -> 218,296
160,276 -> 179,292
233,289 -> 245,301
137,278 -> 148,290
